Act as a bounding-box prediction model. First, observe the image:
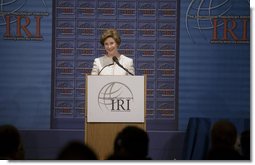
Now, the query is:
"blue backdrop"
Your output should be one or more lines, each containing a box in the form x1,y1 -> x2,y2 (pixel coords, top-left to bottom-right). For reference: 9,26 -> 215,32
0,0 -> 250,131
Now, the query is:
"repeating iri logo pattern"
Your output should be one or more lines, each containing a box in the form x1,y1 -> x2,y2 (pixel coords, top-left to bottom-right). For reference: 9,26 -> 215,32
53,0 -> 179,127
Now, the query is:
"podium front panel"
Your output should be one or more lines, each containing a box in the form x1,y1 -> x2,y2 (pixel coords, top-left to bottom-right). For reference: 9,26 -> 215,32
87,75 -> 145,122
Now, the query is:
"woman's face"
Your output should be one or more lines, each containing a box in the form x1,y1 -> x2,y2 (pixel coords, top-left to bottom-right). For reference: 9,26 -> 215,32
104,37 -> 119,56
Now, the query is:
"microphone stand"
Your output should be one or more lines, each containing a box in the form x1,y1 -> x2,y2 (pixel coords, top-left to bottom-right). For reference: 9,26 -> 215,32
98,63 -> 114,75
112,56 -> 134,76
116,63 -> 134,76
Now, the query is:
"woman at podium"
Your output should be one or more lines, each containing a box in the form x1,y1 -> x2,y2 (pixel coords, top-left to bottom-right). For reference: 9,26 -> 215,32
91,28 -> 135,76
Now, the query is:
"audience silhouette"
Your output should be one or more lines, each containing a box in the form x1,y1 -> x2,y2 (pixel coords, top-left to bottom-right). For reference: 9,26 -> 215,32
240,129 -> 250,160
57,140 -> 98,160
107,126 -> 150,160
1,121 -> 249,160
205,120 -> 244,160
0,124 -> 25,160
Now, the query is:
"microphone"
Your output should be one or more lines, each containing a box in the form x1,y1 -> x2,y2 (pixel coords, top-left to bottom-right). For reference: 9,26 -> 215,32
98,63 -> 114,75
112,56 -> 134,76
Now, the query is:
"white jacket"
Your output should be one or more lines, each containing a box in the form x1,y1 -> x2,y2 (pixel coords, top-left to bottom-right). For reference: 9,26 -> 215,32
91,55 -> 135,75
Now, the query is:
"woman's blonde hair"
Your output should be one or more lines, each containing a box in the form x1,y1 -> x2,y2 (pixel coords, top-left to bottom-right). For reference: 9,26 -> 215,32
100,28 -> 121,46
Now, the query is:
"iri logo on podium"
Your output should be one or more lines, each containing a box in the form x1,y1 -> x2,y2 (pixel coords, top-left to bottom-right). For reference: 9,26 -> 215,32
98,82 -> 134,112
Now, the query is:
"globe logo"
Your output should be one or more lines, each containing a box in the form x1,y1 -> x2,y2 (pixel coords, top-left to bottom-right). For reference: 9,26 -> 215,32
185,0 -> 250,43
0,0 -> 27,26
0,0 -> 49,26
98,82 -> 134,112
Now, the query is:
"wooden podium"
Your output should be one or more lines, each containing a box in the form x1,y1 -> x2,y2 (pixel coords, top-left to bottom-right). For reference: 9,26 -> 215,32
85,75 -> 146,160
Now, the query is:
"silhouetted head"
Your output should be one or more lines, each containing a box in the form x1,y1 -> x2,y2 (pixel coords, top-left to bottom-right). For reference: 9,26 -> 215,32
112,126 -> 149,159
240,130 -> 250,159
205,120 -> 245,160
57,140 -> 98,160
210,120 -> 237,149
0,124 -> 24,160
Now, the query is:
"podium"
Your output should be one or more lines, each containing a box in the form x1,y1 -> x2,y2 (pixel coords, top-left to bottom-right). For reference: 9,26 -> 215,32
85,75 -> 146,160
